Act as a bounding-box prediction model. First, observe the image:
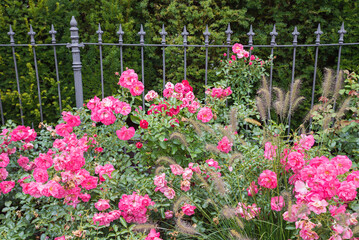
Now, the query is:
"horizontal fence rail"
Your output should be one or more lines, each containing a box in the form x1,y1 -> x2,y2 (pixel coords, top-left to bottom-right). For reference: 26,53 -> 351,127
0,16 -> 358,132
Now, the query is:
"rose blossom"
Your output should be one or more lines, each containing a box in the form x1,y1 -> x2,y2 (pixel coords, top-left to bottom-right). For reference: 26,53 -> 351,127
258,170 -> 277,189
116,126 -> 135,141
95,199 -> 111,211
271,196 -> 285,211
197,107 -> 213,123
217,136 -> 233,153
182,203 -> 196,216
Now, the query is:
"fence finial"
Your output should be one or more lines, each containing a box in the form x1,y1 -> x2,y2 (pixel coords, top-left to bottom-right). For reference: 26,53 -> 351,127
70,16 -> 77,27
97,23 -> 103,43
247,25 -> 255,45
182,26 -> 189,45
338,22 -> 347,44
203,25 -> 210,45
138,24 -> 146,44
49,24 -> 57,44
160,24 -> 167,45
28,25 -> 36,45
225,23 -> 233,45
270,24 -> 278,46
292,26 -> 300,45
8,25 -> 15,44
117,24 -> 124,44
315,24 -> 323,45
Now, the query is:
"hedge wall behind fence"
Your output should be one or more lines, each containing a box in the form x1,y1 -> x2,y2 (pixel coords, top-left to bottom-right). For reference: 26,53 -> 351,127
0,0 -> 358,128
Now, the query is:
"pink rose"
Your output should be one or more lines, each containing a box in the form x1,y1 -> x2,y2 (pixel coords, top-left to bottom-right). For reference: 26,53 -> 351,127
95,199 -> 111,211
116,126 -> 135,141
271,196 -> 285,211
182,203 -> 196,216
217,136 -> 233,153
197,107 -> 213,123
258,170 -> 277,189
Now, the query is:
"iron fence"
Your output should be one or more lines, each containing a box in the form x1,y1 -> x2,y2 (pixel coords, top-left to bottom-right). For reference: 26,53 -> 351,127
0,16 -> 358,132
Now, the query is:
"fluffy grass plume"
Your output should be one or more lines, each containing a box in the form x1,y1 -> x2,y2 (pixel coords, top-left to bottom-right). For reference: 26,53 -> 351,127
228,152 -> 243,165
176,215 -> 198,235
205,144 -> 220,154
169,132 -> 188,147
156,156 -> 177,166
155,166 -> 166,175
322,68 -> 334,98
335,97 -> 351,121
195,172 -> 210,190
230,107 -> 238,133
221,205 -> 237,219
256,96 -> 267,122
186,118 -> 203,136
173,195 -> 191,214
244,118 -> 261,126
132,223 -> 158,232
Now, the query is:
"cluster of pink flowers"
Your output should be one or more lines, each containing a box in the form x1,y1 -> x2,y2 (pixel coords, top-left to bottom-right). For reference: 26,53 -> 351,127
217,136 -> 233,153
118,191 -> 155,223
87,96 -> 131,125
55,111 -> 81,137
118,69 -> 144,96
93,209 -> 122,226
147,80 -> 202,121
0,126 -> 38,195
145,229 -> 162,240
95,199 -> 111,211
205,86 -> 232,99
279,135 -> 359,239
232,43 -> 250,59
95,164 -> 115,182
271,196 -> 285,211
236,202 -> 261,220
153,173 -> 176,199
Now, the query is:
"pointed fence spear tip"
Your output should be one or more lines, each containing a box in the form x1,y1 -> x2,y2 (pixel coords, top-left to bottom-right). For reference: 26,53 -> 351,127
70,16 -> 77,27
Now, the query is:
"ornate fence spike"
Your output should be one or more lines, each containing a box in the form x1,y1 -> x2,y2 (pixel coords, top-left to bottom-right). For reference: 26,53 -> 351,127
8,25 -> 15,44
270,24 -> 278,46
225,23 -> 233,45
315,24 -> 323,45
97,23 -> 103,43
138,24 -> 146,44
49,24 -> 57,44
338,22 -> 347,44
292,26 -> 300,45
203,25 -> 210,45
247,25 -> 255,45
182,26 -> 189,45
117,24 -> 124,44
28,25 -> 36,45
160,24 -> 167,44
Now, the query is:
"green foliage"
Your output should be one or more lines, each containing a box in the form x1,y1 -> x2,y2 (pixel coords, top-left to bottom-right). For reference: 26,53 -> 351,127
2,0 -> 358,129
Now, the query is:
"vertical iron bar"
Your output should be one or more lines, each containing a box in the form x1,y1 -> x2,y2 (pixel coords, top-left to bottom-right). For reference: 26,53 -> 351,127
0,92 -> 4,125
68,16 -> 84,109
333,23 -> 346,111
8,26 -> 24,125
203,25 -> 210,88
97,23 -> 104,98
117,24 -> 124,73
309,24 -> 323,128
225,23 -> 233,108
138,25 -> 146,109
28,25 -> 43,122
182,26 -> 189,80
287,26 -> 300,135
269,24 -> 278,120
160,25 -> 167,90
50,25 -> 62,112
